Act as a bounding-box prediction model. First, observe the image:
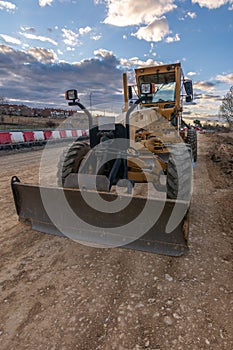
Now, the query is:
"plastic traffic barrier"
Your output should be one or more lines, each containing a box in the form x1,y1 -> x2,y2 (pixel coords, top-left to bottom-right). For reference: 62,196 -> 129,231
0,129 -> 88,150
0,132 -> 11,144
51,130 -> 60,139
10,132 -> 24,143
23,131 -> 35,142
59,130 -> 67,138
43,130 -> 52,140
66,130 -> 73,138
34,131 -> 45,141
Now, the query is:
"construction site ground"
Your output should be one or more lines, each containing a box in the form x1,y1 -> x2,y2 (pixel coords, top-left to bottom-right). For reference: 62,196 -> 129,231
0,133 -> 232,350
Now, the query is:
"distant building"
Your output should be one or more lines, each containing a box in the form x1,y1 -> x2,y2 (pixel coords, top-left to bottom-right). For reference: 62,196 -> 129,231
0,103 -> 71,118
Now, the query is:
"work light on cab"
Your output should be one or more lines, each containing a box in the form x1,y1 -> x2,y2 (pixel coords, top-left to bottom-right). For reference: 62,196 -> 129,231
140,83 -> 155,95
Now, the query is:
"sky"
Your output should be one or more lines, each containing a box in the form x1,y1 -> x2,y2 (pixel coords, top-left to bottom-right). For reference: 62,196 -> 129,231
0,0 -> 233,122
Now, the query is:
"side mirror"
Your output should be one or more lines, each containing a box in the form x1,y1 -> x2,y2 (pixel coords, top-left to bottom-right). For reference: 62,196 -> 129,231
184,80 -> 193,96
186,95 -> 192,103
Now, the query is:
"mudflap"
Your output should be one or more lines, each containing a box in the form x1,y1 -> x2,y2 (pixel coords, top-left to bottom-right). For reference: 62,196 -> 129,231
11,176 -> 190,257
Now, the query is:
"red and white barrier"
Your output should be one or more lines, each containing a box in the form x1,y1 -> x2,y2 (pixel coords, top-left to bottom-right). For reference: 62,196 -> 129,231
59,130 -> 67,138
43,130 -> 52,140
71,130 -> 78,137
34,131 -> 45,141
23,131 -> 35,142
0,132 -> 12,144
0,129 -> 89,148
10,131 -> 24,143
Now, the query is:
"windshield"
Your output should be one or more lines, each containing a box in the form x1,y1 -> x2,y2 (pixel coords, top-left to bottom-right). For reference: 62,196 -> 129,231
152,82 -> 176,102
138,73 -> 176,103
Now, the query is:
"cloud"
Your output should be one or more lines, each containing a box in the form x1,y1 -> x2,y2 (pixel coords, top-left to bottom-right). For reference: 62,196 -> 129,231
194,93 -> 221,100
91,34 -> 102,41
187,11 -> 197,19
100,0 -> 177,42
62,28 -> 79,47
192,0 -> 233,9
27,47 -> 57,64
79,26 -> 92,35
0,0 -> 16,11
120,57 -> 162,69
0,34 -> 21,45
20,26 -> 36,33
0,42 -> 228,120
57,49 -> 63,55
94,48 -> 113,58
92,49 -> 121,75
0,46 -> 169,108
20,32 -> 58,46
60,24 -> 92,50
38,0 -> 53,7
194,81 -> 216,91
165,33 -> 180,43
187,71 -> 197,76
98,1 -> 178,43
184,91 -> 222,117
0,44 -> 37,65
215,73 -> 233,84
0,44 -> 123,107
103,0 -> 176,26
132,17 -> 170,42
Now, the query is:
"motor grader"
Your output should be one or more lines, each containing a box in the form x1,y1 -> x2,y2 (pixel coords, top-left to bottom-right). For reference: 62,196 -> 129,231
11,62 -> 196,256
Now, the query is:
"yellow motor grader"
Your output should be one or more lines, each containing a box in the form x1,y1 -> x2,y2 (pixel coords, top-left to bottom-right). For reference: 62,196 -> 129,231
11,62 -> 196,256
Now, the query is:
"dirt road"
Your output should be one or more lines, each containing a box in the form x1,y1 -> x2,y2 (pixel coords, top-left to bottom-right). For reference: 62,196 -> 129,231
0,134 -> 232,350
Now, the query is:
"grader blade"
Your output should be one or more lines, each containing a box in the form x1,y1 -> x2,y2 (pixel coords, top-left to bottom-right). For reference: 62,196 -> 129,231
11,176 -> 189,257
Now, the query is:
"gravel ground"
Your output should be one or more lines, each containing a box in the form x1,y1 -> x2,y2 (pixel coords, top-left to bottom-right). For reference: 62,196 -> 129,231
0,133 -> 232,350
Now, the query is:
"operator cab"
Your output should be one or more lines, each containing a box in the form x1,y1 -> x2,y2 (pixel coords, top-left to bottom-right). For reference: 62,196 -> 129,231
139,72 -> 176,106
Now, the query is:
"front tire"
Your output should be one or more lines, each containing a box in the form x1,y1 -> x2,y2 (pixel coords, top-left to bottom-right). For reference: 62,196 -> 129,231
166,144 -> 192,200
57,141 -> 90,186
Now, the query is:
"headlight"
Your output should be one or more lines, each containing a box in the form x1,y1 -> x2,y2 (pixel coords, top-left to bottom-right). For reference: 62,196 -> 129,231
140,83 -> 152,94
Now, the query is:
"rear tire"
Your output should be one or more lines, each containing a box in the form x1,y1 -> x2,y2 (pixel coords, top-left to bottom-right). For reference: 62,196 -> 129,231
186,129 -> 197,162
166,144 -> 192,200
57,141 -> 90,186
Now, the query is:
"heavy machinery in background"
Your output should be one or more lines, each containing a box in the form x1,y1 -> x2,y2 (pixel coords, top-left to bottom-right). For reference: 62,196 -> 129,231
11,62 -> 196,256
